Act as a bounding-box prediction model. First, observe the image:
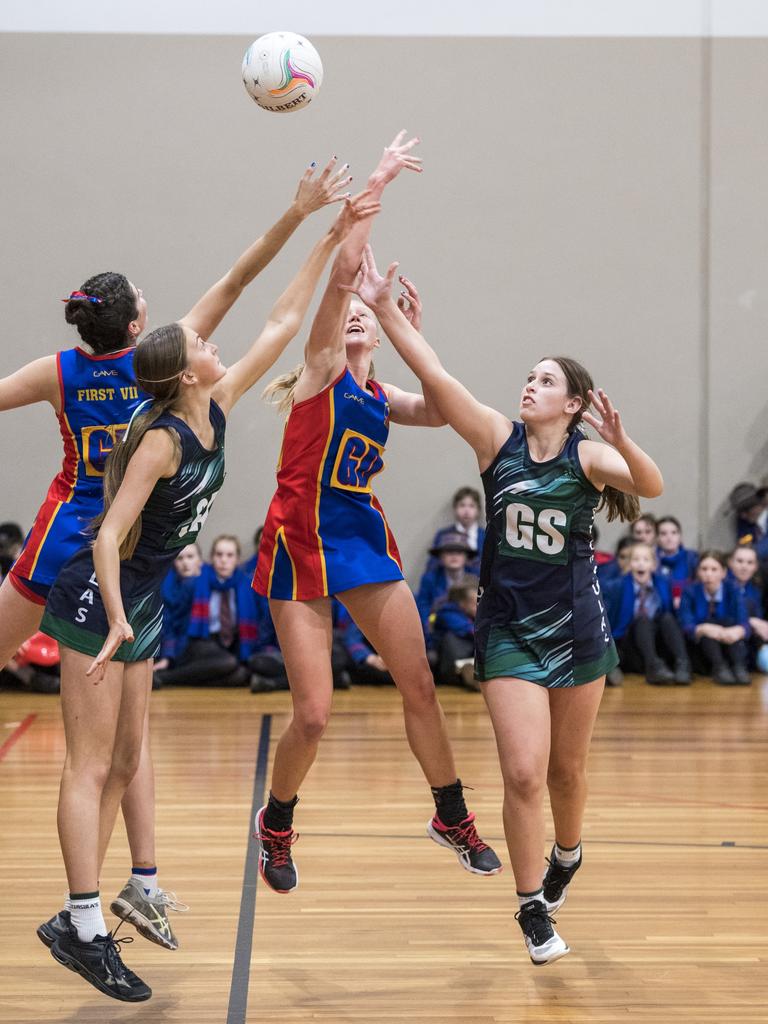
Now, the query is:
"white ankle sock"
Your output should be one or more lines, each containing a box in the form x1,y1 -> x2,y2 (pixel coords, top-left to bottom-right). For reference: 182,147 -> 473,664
517,888 -> 545,909
554,842 -> 581,866
68,892 -> 107,942
131,867 -> 158,897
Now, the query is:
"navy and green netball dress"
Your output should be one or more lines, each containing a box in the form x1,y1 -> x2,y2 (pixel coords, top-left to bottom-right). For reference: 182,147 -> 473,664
474,423 -> 618,687
41,401 -> 225,662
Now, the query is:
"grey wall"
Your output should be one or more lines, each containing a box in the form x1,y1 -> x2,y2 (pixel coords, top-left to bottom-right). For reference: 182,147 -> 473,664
1,34 -> 766,577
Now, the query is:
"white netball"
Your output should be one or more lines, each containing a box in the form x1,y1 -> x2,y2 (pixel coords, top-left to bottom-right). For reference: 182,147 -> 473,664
242,32 -> 323,113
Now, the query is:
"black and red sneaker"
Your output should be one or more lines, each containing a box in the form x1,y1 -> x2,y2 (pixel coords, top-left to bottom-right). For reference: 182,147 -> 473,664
427,812 -> 502,875
254,806 -> 299,893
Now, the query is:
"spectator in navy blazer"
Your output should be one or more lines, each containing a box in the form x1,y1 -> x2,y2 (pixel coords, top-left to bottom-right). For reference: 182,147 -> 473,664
631,513 -> 657,547
605,542 -> 690,685
727,545 -> 768,667
432,578 -> 479,687
656,516 -> 698,607
597,534 -> 634,587
678,550 -> 751,685
427,486 -> 485,574
416,531 -> 476,642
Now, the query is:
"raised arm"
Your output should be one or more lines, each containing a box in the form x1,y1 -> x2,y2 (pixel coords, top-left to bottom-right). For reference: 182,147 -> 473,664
212,191 -> 381,415
579,389 -> 664,498
179,159 -> 352,341
345,246 -> 511,468
88,429 -> 178,681
0,356 -> 60,413
297,132 -> 423,395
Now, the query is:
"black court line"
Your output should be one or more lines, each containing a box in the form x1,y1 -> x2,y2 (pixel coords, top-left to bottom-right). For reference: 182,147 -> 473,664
226,713 -> 271,1024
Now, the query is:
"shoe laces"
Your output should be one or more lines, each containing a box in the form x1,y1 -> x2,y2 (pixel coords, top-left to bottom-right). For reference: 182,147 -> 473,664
444,814 -> 489,853
514,902 -> 556,944
256,826 -> 299,868
104,932 -> 134,977
154,889 -> 189,913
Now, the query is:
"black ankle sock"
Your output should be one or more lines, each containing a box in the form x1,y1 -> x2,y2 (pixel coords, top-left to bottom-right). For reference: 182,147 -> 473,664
431,778 -> 468,826
264,792 -> 298,832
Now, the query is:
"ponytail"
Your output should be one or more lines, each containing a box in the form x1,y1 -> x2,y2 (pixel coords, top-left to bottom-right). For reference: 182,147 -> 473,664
90,322 -> 187,558
262,359 -> 376,416
597,487 -> 640,524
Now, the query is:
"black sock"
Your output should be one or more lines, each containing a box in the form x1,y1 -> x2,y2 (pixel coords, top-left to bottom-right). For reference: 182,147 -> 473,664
264,792 -> 298,832
431,779 -> 468,826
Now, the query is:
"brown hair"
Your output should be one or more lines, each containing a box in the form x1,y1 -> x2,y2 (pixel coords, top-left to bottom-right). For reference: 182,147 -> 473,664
210,534 -> 242,559
697,548 -> 728,570
544,355 -> 641,524
452,486 -> 482,509
91,323 -> 187,559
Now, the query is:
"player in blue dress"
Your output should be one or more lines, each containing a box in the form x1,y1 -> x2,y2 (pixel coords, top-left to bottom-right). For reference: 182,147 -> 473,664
38,194 -> 370,1002
252,133 -> 501,897
346,246 -> 663,965
0,162 -> 352,954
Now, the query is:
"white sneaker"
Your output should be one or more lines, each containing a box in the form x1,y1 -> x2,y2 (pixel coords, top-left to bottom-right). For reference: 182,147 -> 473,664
515,900 -> 570,965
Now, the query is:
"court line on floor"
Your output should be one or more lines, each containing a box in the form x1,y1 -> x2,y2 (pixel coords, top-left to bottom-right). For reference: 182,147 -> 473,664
0,713 -> 37,762
226,713 -> 271,1024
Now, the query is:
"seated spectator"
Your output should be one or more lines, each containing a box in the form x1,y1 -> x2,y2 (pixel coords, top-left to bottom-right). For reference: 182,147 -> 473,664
0,521 -> 24,577
679,550 -> 751,685
416,531 -> 476,641
156,535 -> 287,689
728,482 -> 767,546
432,578 -> 479,688
241,525 -> 263,579
428,486 -> 485,573
155,542 -> 203,671
594,529 -> 629,586
656,515 -> 698,606
604,542 -> 690,685
631,513 -> 657,546
727,545 -> 768,667
334,599 -> 392,686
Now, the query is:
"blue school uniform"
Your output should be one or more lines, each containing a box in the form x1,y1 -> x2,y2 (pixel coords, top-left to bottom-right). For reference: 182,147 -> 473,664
678,579 -> 750,639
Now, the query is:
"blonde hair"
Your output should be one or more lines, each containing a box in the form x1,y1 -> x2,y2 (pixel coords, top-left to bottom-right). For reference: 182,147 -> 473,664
263,359 -> 376,415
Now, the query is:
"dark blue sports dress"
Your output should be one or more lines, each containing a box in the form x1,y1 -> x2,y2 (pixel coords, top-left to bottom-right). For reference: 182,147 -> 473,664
41,401 -> 226,662
474,423 -> 618,687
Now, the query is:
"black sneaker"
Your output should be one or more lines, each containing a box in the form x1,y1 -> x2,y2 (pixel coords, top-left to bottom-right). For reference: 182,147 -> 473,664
427,812 -> 503,875
37,909 -> 71,948
515,900 -> 569,965
674,660 -> 692,685
50,929 -> 151,1002
731,663 -> 752,686
713,664 -> 736,685
542,845 -> 582,912
254,805 -> 299,893
645,662 -> 675,685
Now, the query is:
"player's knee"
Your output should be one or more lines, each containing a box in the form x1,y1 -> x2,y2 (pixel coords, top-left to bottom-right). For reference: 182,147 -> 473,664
293,706 -> 331,744
63,753 -> 112,791
109,747 -> 142,789
502,763 -> 546,801
547,761 -> 586,793
398,665 -> 437,711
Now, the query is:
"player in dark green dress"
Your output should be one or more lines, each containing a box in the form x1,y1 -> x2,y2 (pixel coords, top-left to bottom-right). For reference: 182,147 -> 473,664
41,194 -> 377,1002
347,246 -> 663,966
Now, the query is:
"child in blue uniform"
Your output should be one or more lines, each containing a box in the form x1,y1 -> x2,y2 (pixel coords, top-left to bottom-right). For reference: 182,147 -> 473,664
604,541 -> 691,684
347,245 -> 663,965
39,195 -> 367,1002
655,515 -> 698,606
727,545 -> 768,666
678,550 -> 751,685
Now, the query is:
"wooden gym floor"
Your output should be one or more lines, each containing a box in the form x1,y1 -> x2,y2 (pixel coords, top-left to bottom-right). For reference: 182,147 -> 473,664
0,675 -> 766,1023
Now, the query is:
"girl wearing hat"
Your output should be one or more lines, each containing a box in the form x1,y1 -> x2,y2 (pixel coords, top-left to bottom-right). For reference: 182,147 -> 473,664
345,245 -> 663,965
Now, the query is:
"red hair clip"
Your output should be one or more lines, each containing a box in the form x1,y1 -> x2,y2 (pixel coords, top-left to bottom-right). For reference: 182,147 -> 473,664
62,290 -> 103,304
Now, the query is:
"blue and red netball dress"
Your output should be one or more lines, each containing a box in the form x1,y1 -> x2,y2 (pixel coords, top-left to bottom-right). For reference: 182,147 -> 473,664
9,346 -> 142,604
254,367 -> 403,600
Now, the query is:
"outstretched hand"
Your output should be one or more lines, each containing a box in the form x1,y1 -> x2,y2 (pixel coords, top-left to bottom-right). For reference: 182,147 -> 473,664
397,274 -> 422,331
293,156 -> 354,216
85,620 -> 134,685
373,130 -> 423,185
339,244 -> 400,311
330,191 -> 382,242
582,388 -> 630,449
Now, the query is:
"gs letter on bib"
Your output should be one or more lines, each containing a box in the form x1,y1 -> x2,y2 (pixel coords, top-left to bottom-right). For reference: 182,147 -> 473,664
499,495 -> 571,565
